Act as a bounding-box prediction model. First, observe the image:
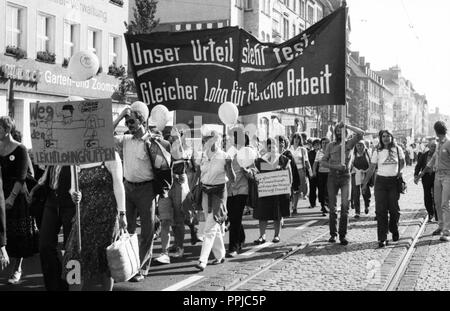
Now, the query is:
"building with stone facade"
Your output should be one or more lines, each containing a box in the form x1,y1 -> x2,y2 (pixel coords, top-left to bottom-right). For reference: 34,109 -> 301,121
348,51 -> 393,135
143,0 -> 342,139
0,0 -> 129,148
377,66 -> 428,140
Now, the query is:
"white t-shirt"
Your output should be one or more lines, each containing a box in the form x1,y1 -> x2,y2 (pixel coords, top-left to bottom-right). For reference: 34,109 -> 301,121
314,149 -> 330,173
371,147 -> 405,177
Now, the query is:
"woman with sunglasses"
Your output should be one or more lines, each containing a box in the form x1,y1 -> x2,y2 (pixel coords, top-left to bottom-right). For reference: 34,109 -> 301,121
362,130 -> 405,248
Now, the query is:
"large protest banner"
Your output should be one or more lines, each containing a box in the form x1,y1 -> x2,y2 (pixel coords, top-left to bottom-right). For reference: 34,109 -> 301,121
30,98 -> 115,165
125,7 -> 346,116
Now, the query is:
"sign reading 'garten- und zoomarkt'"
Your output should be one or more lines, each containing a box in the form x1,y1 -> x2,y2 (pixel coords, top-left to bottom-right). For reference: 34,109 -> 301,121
125,7 -> 347,116
30,98 -> 115,165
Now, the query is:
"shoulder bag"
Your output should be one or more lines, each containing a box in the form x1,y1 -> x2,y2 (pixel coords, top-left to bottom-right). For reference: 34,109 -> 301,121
396,147 -> 407,194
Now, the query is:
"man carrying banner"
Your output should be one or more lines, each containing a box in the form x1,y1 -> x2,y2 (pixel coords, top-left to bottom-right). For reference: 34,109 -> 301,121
320,122 -> 365,245
113,102 -> 158,282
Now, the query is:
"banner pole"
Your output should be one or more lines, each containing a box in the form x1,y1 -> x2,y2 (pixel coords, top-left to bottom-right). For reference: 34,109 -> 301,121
72,166 -> 81,253
341,0 -> 348,166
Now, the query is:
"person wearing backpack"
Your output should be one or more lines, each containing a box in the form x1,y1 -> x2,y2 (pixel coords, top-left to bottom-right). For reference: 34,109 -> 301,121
350,141 -> 372,218
362,130 -> 405,248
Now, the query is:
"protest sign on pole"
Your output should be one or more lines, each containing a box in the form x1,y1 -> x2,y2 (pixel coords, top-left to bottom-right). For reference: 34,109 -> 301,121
125,7 -> 347,115
256,170 -> 291,198
30,98 -> 115,165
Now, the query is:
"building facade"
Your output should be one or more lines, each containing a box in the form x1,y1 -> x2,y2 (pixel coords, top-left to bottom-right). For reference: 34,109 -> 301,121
348,51 -> 393,134
0,0 -> 129,148
145,0 -> 341,139
428,107 -> 449,137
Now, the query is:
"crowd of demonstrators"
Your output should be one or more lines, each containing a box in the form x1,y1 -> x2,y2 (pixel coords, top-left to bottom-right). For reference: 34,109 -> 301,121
350,140 -> 372,218
3,99 -> 448,290
414,141 -> 437,222
363,130 -> 404,248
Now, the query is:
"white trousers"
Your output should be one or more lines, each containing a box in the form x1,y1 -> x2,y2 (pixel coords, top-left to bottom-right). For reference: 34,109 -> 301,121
198,195 -> 226,264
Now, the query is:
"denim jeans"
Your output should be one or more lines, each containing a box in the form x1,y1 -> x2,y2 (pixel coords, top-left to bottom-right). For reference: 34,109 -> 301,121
434,172 -> 450,235
327,173 -> 351,238
125,181 -> 156,273
422,173 -> 436,219
317,172 -> 329,208
374,176 -> 400,242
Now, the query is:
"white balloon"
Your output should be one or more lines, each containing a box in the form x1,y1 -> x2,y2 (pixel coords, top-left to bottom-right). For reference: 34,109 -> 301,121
236,147 -> 257,168
68,51 -> 100,81
66,96 -> 84,102
218,102 -> 239,125
150,105 -> 170,129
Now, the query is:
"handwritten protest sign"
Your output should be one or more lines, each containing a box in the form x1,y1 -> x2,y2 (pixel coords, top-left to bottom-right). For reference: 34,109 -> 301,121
30,98 -> 115,165
256,170 -> 291,198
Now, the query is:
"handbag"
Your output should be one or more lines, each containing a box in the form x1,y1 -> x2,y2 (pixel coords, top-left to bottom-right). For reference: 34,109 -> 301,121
145,137 -> 172,196
106,229 -> 140,283
396,147 -> 407,194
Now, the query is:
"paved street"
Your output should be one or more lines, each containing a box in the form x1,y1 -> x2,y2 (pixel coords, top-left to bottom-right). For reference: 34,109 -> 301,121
1,166 -> 448,291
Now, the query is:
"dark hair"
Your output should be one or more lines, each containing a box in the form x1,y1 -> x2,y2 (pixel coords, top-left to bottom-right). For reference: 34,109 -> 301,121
276,135 -> 289,152
434,121 -> 447,136
290,132 -> 303,146
353,140 -> 366,157
312,139 -> 321,146
378,130 -> 395,153
0,116 -> 15,133
301,133 -> 308,141
132,110 -> 146,125
320,137 -> 330,144
11,128 -> 22,142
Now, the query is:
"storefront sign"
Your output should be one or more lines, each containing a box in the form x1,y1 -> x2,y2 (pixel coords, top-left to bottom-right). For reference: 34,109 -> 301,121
0,64 -> 41,83
30,98 -> 115,165
256,170 -> 291,198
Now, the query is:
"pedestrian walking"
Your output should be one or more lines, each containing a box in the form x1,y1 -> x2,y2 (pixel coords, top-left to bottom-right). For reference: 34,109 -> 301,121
62,151 -> 127,291
320,122 -> 365,245
195,132 -> 235,271
350,140 -> 371,218
414,141 -> 437,222
252,138 -> 292,245
313,138 -> 330,216
225,130 -> 251,258
113,102 -> 162,282
289,133 -> 312,214
308,139 -> 321,209
0,116 -> 33,285
363,130 -> 405,248
0,167 -> 9,271
419,121 -> 450,241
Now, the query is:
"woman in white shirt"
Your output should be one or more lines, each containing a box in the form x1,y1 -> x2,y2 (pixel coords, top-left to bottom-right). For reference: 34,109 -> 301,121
194,132 -> 235,271
289,133 -> 312,214
313,138 -> 330,216
363,130 -> 405,248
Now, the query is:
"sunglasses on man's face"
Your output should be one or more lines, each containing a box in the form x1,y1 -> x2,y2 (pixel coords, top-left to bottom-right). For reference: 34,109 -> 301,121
125,118 -> 136,126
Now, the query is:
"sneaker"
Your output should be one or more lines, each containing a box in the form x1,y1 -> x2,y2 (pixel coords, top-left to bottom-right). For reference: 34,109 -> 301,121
129,272 -> 145,283
354,214 -> 360,219
378,241 -> 388,248
340,237 -> 349,246
272,236 -> 280,243
212,258 -> 225,265
432,229 -> 442,236
365,207 -> 369,215
7,270 -> 22,285
328,236 -> 336,243
170,248 -> 184,258
440,235 -> 450,242
154,254 -> 171,265
226,251 -> 238,258
254,237 -> 266,245
195,261 -> 206,271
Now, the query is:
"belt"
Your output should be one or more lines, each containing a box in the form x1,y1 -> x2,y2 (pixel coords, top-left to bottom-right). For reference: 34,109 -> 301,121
125,179 -> 153,186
